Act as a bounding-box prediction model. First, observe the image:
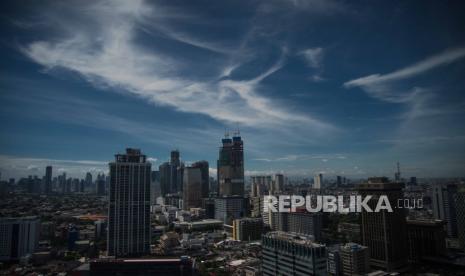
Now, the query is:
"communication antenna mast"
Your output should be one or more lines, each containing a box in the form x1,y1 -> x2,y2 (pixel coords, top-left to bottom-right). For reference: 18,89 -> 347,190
224,129 -> 230,138
233,123 -> 241,136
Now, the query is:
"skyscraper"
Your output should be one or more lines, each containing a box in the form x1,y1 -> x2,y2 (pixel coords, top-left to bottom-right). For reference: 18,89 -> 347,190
182,166 -> 202,210
432,183 -> 458,238
340,243 -> 370,276
314,173 -> 323,189
44,166 -> 52,194
191,160 -> 209,199
85,172 -> 92,193
217,133 -> 244,197
159,150 -> 184,196
108,148 -> 151,257
455,187 -> 465,251
357,177 -> 407,272
0,216 -> 40,261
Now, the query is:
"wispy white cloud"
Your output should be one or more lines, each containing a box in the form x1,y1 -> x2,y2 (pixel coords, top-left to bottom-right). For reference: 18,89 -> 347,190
344,47 -> 465,104
300,47 -> 326,82
20,0 -> 334,133
300,47 -> 324,69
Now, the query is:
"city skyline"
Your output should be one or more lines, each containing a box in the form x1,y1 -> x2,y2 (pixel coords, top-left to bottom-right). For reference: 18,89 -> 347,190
1,0 -> 465,179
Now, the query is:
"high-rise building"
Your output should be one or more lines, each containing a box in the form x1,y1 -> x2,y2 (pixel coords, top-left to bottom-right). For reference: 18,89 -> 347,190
406,219 -> 446,262
336,176 -> 342,187
214,196 -> 244,225
262,231 -> 327,276
191,161 -> 209,199
108,148 -> 151,257
232,217 -> 264,241
217,134 -> 244,196
150,170 -> 161,204
327,246 -> 341,276
272,174 -> 284,193
182,166 -> 202,210
0,216 -> 40,261
44,166 -> 52,194
456,187 -> 465,251
159,150 -> 184,196
432,183 -> 458,238
357,177 -> 407,272
85,172 -> 92,193
314,173 -> 323,189
340,243 -> 370,276
271,209 -> 323,241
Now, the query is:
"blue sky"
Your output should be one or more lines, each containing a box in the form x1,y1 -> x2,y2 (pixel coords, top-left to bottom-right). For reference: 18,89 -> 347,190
1,0 -> 465,179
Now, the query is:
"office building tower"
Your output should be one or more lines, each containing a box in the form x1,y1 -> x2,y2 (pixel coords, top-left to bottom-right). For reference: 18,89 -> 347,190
233,218 -> 264,241
340,243 -> 370,276
85,172 -> 92,192
214,196 -> 244,225
336,176 -> 342,187
456,187 -> 465,251
406,219 -> 446,262
272,174 -> 284,193
250,175 -> 272,196
183,166 -> 202,210
159,150 -> 184,196
217,134 -> 244,196
44,166 -> 52,194
262,231 -> 327,276
432,183 -> 458,238
327,246 -> 341,276
0,216 -> 40,261
314,173 -> 323,189
108,148 -> 151,257
191,161 -> 209,198
271,209 -> 322,241
357,177 -> 407,272
250,196 -> 262,218
150,170 -> 161,204
97,178 -> 106,196
202,198 -> 215,219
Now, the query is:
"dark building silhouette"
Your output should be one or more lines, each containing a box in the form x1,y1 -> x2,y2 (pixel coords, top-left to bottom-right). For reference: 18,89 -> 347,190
217,133 -> 244,196
357,177 -> 407,272
44,166 -> 52,194
159,150 -> 184,196
108,148 -> 151,257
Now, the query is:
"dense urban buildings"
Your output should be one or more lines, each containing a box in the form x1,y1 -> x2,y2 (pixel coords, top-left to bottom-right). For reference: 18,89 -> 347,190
107,148 -> 151,257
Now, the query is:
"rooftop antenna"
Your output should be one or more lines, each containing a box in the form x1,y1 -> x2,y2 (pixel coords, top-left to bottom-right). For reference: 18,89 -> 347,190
224,129 -> 230,138
234,123 -> 241,137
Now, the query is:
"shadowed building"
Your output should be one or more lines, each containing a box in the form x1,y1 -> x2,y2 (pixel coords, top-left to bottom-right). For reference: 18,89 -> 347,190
108,148 -> 151,257
357,177 -> 407,272
217,134 -> 244,197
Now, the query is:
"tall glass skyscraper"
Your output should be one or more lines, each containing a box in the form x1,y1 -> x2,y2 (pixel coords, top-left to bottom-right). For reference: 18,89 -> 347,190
108,148 -> 151,257
217,134 -> 244,196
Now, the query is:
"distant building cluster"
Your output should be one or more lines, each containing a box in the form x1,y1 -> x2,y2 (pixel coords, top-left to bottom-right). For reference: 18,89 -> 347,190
1,133 -> 465,275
